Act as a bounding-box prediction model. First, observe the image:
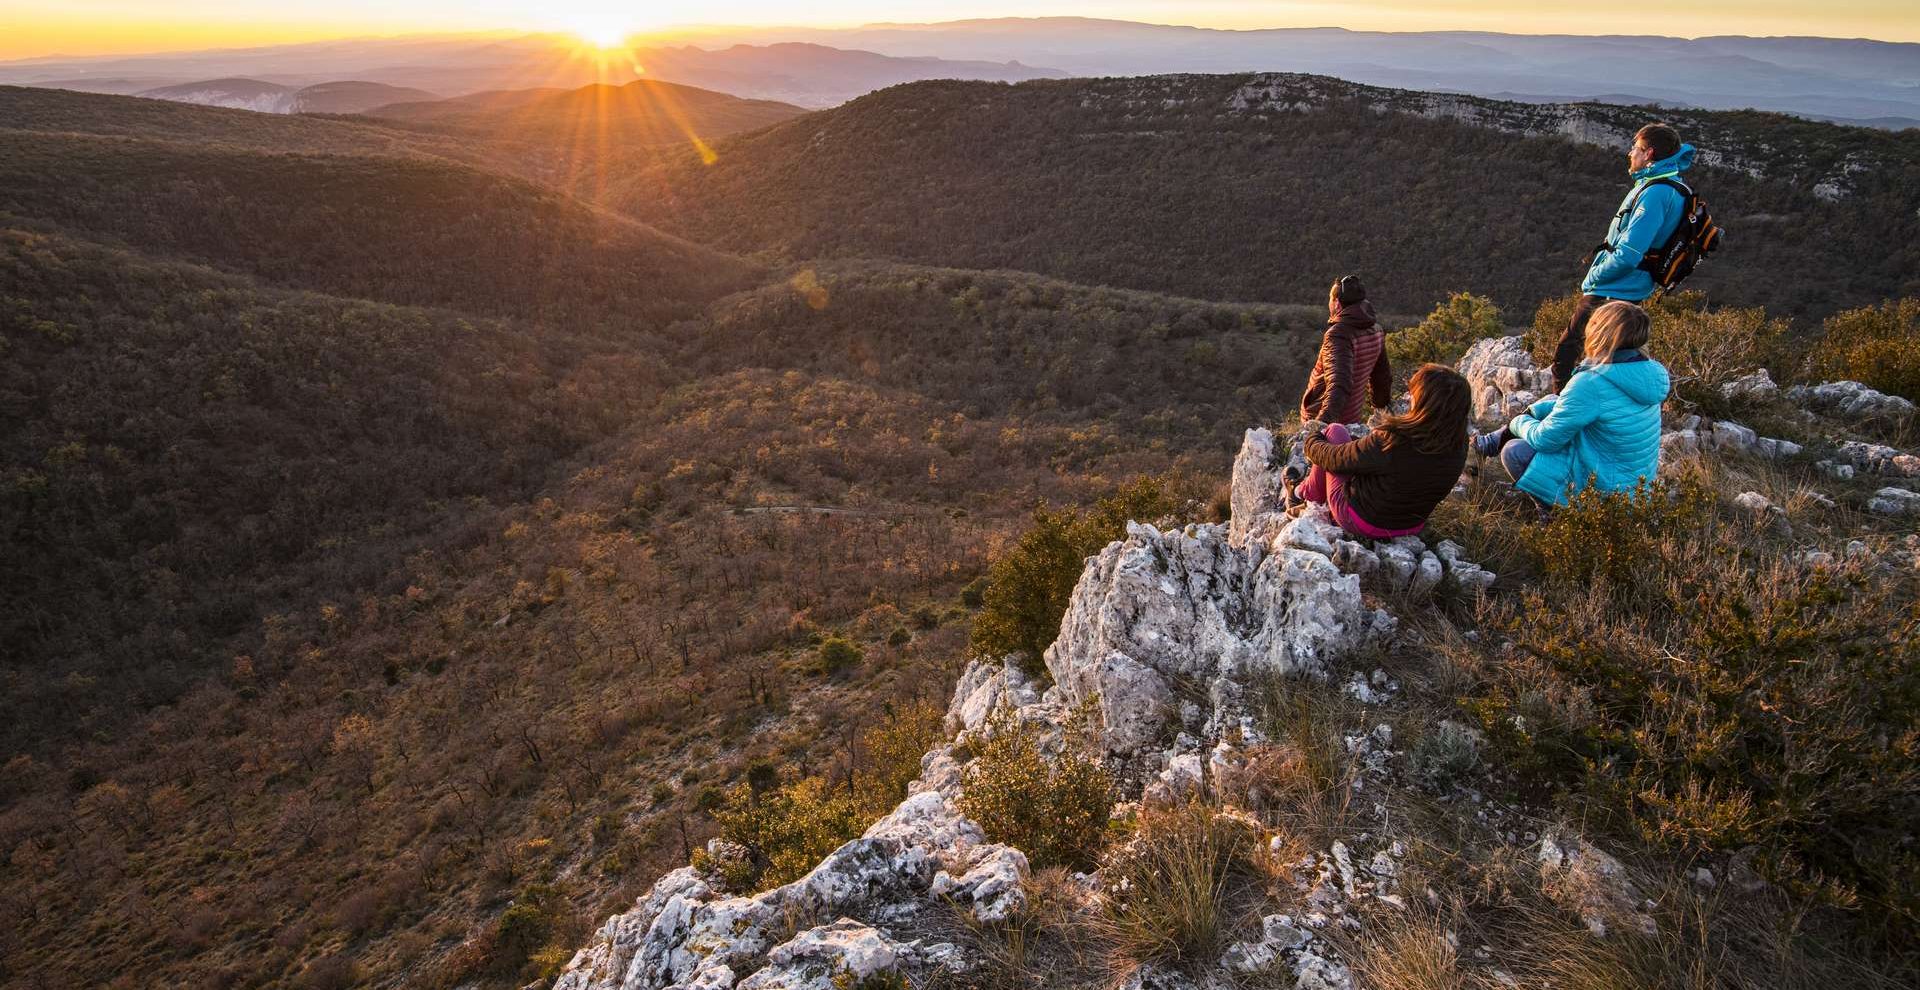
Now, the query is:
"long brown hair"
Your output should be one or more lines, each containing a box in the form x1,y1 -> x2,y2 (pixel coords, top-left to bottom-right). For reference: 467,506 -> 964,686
1377,364 -> 1470,455
1584,301 -> 1651,363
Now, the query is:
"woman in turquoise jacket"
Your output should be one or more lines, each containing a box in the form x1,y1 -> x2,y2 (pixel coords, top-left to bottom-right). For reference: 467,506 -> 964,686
1475,301 -> 1670,507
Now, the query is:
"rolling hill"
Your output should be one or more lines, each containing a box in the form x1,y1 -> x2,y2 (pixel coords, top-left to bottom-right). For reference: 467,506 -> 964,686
362,78 -> 807,148
132,77 -> 443,115
608,74 -> 1920,320
0,129 -> 761,327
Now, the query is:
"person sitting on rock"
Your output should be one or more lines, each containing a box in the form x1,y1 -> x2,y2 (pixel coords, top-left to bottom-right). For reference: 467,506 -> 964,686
1474,301 -> 1669,507
1299,274 -> 1392,427
1292,363 -> 1470,538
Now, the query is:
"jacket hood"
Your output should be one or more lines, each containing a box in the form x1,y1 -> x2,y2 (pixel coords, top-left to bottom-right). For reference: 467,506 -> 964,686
1632,143 -> 1697,181
1582,351 -> 1671,405
1329,300 -> 1378,330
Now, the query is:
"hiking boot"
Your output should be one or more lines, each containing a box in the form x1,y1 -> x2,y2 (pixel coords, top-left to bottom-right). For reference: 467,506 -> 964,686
1471,428 -> 1507,459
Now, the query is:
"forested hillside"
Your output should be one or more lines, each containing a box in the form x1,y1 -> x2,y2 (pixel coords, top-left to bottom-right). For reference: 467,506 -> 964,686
0,132 -> 759,326
609,74 -> 1920,319
1,76 -> 1915,990
0,84 -> 1327,982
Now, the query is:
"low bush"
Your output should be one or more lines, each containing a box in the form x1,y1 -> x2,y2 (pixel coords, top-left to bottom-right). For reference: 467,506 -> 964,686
1808,298 -> 1920,403
707,777 -> 866,891
1524,477 -> 1714,589
1386,292 -> 1505,368
812,635 -> 865,675
957,708 -> 1113,871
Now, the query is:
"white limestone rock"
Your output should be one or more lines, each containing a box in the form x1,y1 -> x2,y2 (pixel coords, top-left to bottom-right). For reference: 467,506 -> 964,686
944,659 -> 1008,735
1459,336 -> 1553,424
738,919 -> 906,990
1538,832 -> 1657,938
1708,420 -> 1757,453
1275,506 -> 1343,556
1231,427 -> 1291,548
1788,380 -> 1916,421
928,845 -> 1029,923
1044,522 -> 1368,758
1331,540 -> 1379,574
1221,913 -> 1313,973
1720,369 -> 1779,402
1408,551 -> 1444,598
1868,487 -> 1920,516
1733,492 -> 1772,515
1817,459 -> 1856,481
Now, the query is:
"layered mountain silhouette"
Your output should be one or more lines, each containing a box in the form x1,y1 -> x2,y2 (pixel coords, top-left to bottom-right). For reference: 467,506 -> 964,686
135,77 -> 440,114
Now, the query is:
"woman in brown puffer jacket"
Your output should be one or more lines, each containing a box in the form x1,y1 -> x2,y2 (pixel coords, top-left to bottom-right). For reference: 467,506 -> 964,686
1298,275 -> 1393,427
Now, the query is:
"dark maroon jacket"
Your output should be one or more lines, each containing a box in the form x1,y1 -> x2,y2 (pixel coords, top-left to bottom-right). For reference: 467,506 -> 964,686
1299,301 -> 1392,425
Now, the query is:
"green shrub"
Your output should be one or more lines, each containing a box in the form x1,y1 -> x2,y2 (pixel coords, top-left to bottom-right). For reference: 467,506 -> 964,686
812,635 -> 864,675
1650,299 -> 1791,407
709,777 -> 867,892
1808,299 -> 1920,402
491,884 -> 561,975
1386,292 -> 1505,367
859,699 -> 945,804
957,708 -> 1113,871
1524,477 -> 1714,589
969,473 -> 1201,674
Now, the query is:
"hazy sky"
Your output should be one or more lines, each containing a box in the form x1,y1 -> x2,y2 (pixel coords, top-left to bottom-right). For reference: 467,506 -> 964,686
5,0 -> 1918,59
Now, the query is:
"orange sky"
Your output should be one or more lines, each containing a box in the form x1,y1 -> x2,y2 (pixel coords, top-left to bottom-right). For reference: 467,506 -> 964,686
4,1 -> 1917,60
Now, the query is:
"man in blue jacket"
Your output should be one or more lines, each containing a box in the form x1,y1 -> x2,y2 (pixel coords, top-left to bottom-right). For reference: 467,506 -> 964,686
1550,123 -> 1695,392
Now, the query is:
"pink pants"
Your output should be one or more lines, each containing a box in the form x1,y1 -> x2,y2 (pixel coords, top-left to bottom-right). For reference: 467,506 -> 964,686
1296,424 -> 1425,539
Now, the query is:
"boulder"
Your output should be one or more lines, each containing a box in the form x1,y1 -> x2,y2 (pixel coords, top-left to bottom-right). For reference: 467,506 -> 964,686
1787,381 -> 1916,421
1867,487 -> 1920,516
737,919 -> 907,990
1538,833 -> 1656,938
1044,522 -> 1369,756
1459,336 -> 1553,424
1719,369 -> 1778,402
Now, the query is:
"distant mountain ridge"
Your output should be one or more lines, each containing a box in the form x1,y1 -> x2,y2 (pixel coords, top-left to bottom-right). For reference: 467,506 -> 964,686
696,18 -> 1920,127
135,77 -> 439,114
2,37 -> 1066,109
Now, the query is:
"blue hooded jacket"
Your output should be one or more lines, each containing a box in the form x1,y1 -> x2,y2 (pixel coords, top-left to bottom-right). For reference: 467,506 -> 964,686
1508,350 -> 1670,506
1582,144 -> 1696,300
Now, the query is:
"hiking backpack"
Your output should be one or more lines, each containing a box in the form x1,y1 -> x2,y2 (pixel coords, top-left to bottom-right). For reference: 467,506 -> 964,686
1634,177 -> 1724,296
1585,177 -> 1726,296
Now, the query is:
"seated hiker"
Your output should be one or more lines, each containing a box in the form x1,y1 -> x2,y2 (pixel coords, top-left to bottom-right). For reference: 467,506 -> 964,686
1291,364 -> 1471,539
1299,274 -> 1392,428
1473,301 -> 1669,507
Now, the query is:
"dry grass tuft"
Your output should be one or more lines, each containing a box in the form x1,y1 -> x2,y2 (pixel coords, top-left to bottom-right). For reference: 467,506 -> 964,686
1092,802 -> 1270,970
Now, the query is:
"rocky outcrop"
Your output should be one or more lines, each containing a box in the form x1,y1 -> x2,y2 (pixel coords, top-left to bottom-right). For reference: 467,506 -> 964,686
555,425 -> 1420,990
1787,380 -> 1916,421
1458,336 -> 1553,424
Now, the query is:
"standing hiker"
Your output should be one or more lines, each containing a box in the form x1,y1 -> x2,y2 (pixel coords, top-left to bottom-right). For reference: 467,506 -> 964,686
1552,123 -> 1696,393
1299,275 -> 1393,427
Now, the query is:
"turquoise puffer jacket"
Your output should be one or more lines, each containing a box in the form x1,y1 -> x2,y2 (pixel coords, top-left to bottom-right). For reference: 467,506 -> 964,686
1509,350 -> 1670,506
1582,144 -> 1696,300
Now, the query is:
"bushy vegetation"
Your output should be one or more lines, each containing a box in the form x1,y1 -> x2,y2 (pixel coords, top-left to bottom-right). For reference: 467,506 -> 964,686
969,473 -> 1207,673
1445,474 -> 1920,942
1385,292 -> 1505,367
1531,290 -> 1791,404
1809,298 -> 1920,402
700,700 -> 944,892
957,709 -> 1113,871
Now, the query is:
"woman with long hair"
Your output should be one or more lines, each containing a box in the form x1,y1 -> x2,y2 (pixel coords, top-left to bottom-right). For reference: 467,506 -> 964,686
1293,363 -> 1471,538
1474,300 -> 1670,507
